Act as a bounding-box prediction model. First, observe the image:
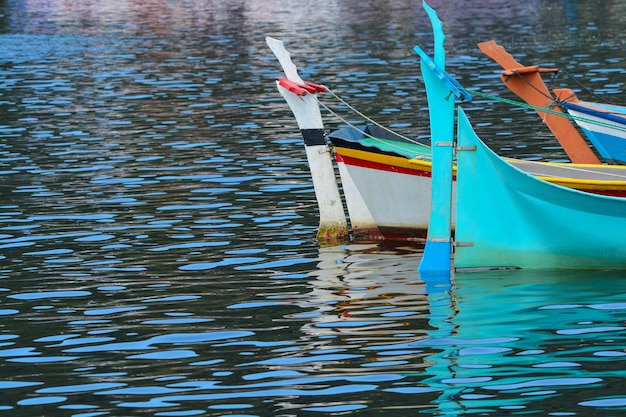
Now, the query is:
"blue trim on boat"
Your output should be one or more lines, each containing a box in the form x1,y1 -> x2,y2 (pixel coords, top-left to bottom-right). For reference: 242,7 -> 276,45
563,101 -> 626,164
563,101 -> 626,126
576,128 -> 626,164
579,100 -> 626,116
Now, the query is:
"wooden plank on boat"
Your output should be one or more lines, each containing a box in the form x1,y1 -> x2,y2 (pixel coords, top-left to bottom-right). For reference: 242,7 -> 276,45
478,40 -> 602,165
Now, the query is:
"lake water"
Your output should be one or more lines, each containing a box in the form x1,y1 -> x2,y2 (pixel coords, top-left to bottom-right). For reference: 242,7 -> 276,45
1,0 -> 626,416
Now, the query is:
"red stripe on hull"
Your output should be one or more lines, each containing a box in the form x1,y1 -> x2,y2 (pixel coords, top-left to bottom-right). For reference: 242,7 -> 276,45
339,154 -> 626,198
585,189 -> 626,198
338,154 -> 432,177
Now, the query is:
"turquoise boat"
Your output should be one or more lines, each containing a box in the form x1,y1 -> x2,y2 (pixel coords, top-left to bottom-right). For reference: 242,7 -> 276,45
418,2 -> 626,271
454,108 -> 626,270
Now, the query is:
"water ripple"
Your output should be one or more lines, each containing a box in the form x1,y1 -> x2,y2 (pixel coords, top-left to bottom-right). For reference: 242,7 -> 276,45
63,331 -> 255,353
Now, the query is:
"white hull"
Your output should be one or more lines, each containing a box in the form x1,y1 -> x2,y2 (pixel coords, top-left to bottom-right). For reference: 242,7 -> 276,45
339,163 -> 456,239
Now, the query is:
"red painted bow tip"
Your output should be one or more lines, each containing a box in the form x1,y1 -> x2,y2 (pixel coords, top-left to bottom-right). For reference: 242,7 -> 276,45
278,77 -> 327,95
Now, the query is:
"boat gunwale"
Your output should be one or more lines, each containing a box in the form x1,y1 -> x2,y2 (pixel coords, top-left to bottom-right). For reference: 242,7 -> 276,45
333,138 -> 626,189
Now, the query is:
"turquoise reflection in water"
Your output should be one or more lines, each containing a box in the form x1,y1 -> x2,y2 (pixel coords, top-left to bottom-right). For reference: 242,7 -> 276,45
418,269 -> 626,414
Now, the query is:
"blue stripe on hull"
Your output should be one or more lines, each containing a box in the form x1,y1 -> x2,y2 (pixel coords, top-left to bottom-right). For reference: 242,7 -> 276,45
577,126 -> 626,164
564,101 -> 626,164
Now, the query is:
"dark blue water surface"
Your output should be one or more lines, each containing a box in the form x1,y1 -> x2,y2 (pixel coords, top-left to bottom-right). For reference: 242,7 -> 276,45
1,0 -> 626,415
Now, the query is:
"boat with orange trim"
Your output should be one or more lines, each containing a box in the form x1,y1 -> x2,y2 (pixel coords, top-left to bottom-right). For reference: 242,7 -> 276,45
480,39 -> 626,165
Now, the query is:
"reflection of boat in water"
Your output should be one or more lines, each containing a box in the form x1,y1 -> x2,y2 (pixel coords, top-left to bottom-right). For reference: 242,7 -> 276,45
299,243 -> 428,340
416,268 -> 626,414
276,243 -> 626,414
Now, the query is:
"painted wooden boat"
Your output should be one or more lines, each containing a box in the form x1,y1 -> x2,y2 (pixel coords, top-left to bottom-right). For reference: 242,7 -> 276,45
557,91 -> 626,165
266,37 -> 626,244
478,39 -> 601,165
417,2 -> 626,270
454,107 -> 626,269
480,39 -> 626,165
329,125 -> 626,241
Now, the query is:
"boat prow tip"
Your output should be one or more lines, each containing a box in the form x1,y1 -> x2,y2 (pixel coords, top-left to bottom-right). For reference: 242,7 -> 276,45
265,36 -> 283,50
265,35 -> 305,85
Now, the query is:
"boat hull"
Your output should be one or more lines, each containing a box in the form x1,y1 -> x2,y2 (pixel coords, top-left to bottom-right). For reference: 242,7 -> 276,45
330,129 -> 626,241
455,108 -> 626,269
336,150 -> 440,239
